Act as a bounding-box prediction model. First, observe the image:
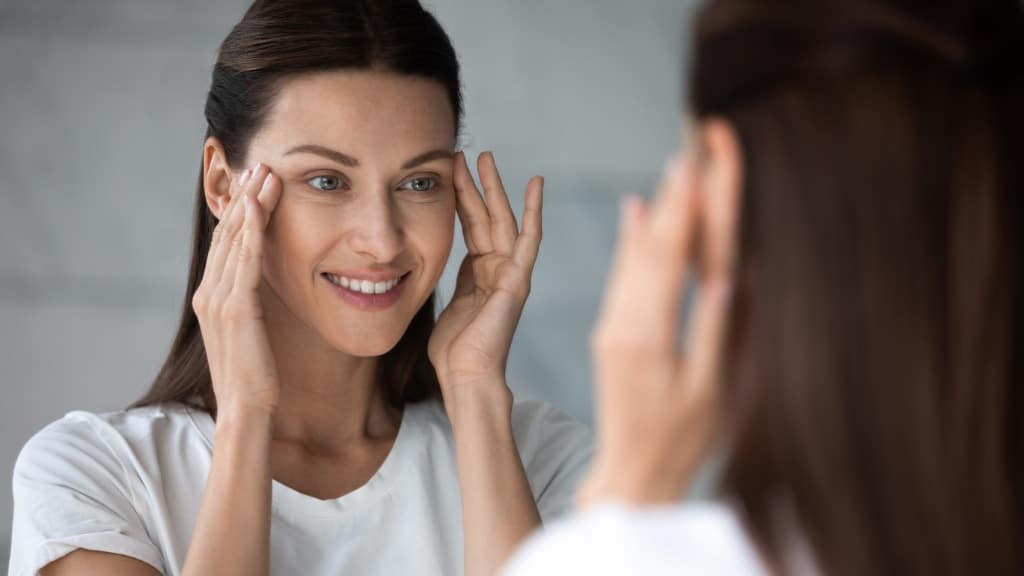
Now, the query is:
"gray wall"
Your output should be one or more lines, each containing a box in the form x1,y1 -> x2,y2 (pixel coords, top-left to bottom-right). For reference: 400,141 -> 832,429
0,0 -> 695,566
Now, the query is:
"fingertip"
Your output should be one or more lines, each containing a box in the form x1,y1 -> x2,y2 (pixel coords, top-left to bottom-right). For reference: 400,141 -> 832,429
258,172 -> 283,210
454,150 -> 471,178
479,150 -> 497,173
243,194 -> 255,221
527,176 -> 544,206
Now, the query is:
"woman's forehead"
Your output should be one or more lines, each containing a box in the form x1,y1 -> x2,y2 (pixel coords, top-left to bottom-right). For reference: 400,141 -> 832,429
257,70 -> 456,155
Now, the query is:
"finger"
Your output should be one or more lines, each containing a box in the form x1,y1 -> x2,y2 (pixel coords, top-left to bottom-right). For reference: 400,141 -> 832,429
642,155 -> 699,337
512,176 -> 543,270
699,123 -> 742,284
594,194 -> 649,327
681,121 -> 742,399
234,195 -> 266,292
679,278 -> 732,408
453,151 -> 493,254
254,170 -> 283,228
217,214 -> 245,299
216,165 -> 266,295
203,168 -> 253,287
478,151 -> 518,254
599,157 -> 697,347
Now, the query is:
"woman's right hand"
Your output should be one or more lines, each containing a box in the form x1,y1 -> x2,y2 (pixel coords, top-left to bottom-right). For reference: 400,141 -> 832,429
192,163 -> 284,420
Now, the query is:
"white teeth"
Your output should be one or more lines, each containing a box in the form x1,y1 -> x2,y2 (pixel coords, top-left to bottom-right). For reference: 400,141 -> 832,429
325,273 -> 403,294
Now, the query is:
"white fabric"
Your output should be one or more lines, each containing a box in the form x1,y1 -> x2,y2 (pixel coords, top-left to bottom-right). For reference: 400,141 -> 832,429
502,501 -> 768,576
9,399 -> 592,576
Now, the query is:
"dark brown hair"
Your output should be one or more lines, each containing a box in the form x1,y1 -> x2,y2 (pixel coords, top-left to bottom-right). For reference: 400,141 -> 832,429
134,0 -> 461,414
690,0 -> 1022,574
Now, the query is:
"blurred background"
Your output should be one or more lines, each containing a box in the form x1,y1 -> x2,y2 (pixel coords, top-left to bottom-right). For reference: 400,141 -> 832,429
0,0 -> 696,564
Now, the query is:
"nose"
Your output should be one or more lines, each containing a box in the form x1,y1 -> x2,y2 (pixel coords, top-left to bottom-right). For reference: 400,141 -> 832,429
346,190 -> 404,264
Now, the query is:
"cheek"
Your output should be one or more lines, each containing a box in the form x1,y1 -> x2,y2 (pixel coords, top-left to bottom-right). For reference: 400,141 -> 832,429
262,201 -> 333,285
402,202 -> 455,271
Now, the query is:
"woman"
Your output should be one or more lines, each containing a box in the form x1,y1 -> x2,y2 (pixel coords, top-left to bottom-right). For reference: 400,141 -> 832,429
8,1 -> 591,575
506,0 -> 1021,574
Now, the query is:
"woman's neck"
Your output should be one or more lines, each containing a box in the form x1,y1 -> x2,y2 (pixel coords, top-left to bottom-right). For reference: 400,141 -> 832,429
260,284 -> 400,455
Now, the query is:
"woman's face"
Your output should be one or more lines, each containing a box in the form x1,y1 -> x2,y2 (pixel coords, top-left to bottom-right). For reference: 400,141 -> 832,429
245,70 -> 456,357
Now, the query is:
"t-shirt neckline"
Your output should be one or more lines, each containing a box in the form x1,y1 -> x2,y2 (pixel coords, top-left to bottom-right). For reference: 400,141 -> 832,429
185,402 -> 423,520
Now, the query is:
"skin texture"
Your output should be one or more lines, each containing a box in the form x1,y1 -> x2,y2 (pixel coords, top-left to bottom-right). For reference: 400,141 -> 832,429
43,70 -> 544,576
579,119 -> 743,507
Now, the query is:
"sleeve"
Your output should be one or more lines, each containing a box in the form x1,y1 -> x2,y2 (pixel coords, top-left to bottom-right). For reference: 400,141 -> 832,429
511,400 -> 595,523
8,415 -> 165,576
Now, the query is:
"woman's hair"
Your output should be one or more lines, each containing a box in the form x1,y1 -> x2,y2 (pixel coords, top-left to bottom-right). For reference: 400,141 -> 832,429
134,0 -> 461,414
690,0 -> 1022,574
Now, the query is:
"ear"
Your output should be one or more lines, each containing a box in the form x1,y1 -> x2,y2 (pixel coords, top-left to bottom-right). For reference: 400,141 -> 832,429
203,137 -> 237,220
694,118 -> 743,285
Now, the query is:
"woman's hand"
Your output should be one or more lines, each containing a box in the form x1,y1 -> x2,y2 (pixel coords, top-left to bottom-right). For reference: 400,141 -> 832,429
192,164 -> 284,421
428,151 -> 543,407
579,153 -> 737,506
429,152 -> 545,575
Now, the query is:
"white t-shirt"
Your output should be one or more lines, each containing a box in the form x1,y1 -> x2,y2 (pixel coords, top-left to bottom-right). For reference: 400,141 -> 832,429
502,502 -> 768,576
9,399 -> 592,576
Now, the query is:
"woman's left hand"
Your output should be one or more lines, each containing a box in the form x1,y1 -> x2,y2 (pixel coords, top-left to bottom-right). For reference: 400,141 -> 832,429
428,151 -> 543,407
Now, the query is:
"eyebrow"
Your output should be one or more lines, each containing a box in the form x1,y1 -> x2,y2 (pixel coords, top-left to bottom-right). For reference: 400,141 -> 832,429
284,144 -> 453,170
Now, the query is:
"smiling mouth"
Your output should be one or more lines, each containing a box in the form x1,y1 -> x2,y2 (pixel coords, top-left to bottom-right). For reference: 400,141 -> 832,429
321,272 -> 410,295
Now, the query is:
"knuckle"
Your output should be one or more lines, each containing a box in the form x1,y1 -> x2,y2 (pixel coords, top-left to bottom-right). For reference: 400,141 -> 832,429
191,290 -> 207,313
236,243 -> 252,262
222,299 -> 248,323
206,291 -> 227,318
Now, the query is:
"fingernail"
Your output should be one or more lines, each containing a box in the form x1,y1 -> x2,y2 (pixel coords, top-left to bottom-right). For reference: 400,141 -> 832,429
239,168 -> 251,186
260,172 -> 273,192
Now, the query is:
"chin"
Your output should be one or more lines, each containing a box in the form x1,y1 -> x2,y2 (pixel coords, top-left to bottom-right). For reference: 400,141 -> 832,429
325,329 -> 406,358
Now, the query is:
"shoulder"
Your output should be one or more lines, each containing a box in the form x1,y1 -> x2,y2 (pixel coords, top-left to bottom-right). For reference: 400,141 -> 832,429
503,501 -> 767,576
9,406 -> 193,575
407,398 -> 591,458
13,403 -> 204,484
509,399 -> 592,457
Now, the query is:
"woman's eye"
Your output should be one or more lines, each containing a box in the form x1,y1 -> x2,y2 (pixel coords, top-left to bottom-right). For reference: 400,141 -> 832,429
400,177 -> 436,193
309,175 -> 343,191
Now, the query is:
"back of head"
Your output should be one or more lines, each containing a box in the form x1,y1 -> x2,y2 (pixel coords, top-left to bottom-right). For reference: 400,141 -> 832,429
688,1 -> 1023,574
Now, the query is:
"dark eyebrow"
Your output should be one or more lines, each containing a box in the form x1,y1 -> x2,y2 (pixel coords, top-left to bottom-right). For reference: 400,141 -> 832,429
284,144 -> 360,167
283,144 -> 452,171
401,149 -> 454,170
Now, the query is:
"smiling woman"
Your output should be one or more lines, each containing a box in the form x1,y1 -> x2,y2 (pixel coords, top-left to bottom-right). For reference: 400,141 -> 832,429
7,1 -> 591,576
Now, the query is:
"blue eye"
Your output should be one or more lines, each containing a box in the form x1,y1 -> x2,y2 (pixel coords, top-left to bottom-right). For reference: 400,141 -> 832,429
309,175 -> 343,191
401,177 -> 436,193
